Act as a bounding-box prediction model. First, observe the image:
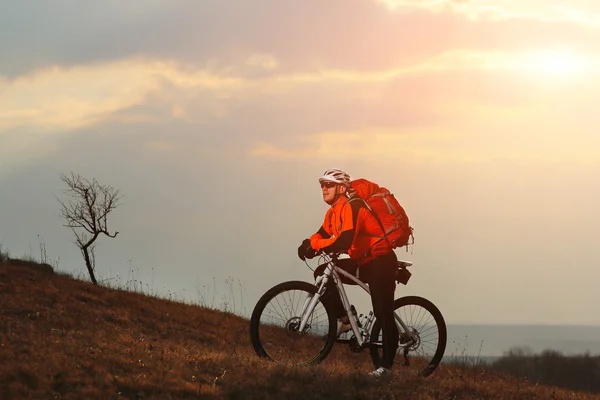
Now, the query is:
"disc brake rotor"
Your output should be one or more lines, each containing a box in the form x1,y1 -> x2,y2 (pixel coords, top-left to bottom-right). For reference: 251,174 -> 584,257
285,317 -> 310,335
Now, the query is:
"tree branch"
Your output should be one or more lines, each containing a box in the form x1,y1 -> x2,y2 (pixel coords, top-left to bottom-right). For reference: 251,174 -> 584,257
56,172 -> 122,285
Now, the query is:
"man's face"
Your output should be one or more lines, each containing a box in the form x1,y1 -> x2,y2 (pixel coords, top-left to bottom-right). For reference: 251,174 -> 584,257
321,181 -> 345,205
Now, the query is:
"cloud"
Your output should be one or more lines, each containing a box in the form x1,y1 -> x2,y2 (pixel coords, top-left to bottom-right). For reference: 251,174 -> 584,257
4,0 -> 599,82
4,47 -> 598,132
375,0 -> 600,27
249,81 -> 600,166
251,127 -> 600,166
250,129 -> 479,163
2,38 -> 599,178
375,0 -> 509,20
0,58 -> 250,132
245,54 -> 279,71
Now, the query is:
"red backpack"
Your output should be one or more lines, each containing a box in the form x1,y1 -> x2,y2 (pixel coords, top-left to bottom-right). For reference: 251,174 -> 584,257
348,178 -> 414,254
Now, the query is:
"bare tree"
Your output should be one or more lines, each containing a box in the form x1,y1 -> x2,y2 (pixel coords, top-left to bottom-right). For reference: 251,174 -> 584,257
57,172 -> 122,285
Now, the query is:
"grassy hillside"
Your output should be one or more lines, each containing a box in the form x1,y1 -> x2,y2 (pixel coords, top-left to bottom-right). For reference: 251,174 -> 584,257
1,259 -> 598,400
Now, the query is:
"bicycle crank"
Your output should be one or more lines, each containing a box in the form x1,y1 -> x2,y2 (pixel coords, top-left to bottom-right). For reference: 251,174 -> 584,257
400,327 -> 421,366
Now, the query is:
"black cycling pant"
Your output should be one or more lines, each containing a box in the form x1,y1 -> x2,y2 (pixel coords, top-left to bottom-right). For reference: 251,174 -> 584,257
314,251 -> 399,369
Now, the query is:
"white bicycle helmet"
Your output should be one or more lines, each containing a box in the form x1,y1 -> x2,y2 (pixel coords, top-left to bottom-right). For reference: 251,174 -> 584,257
318,168 -> 351,186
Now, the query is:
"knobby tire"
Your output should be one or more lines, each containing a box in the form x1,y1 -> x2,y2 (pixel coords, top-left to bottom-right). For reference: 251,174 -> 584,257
249,280 -> 338,366
369,295 -> 447,377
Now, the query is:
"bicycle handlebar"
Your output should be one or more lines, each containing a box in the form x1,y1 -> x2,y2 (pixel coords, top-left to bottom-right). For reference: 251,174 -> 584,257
315,251 -> 343,263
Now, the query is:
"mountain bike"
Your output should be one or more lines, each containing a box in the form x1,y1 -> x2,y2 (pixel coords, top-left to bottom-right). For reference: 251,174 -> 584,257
249,252 -> 447,377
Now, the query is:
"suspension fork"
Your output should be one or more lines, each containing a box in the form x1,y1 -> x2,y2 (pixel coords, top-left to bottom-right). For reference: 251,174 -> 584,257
298,273 -> 329,332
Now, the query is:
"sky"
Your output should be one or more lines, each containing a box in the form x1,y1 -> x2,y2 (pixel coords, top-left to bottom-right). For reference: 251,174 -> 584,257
1,0 -> 600,327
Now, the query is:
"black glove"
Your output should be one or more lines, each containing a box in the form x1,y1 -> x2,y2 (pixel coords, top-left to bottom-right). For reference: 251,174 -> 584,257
297,238 -> 318,261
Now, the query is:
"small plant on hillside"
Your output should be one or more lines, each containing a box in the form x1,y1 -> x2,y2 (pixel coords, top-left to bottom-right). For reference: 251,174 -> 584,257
0,242 -> 9,265
195,277 -> 247,316
37,234 -> 61,270
56,171 -> 122,285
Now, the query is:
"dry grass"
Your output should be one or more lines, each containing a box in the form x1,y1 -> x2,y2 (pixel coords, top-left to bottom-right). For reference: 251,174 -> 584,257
0,260 -> 598,400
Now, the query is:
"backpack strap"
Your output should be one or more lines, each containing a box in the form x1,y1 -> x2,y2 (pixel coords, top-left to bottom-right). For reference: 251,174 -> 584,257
347,195 -> 389,245
336,196 -> 366,233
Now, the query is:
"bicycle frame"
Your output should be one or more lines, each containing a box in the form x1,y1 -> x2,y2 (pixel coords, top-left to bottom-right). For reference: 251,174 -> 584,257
298,255 -> 412,348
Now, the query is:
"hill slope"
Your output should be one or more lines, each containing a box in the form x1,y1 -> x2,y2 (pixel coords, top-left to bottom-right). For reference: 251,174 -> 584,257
0,260 -> 597,400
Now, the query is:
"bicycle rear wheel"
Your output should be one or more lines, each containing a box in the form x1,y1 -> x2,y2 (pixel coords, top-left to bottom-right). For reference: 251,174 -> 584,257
370,296 -> 446,377
249,281 -> 337,366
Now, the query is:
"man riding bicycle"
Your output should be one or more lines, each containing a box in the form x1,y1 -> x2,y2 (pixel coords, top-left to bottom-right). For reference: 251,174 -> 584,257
297,168 -> 399,377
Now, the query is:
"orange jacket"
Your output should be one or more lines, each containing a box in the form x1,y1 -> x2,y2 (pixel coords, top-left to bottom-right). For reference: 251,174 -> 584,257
309,196 -> 389,265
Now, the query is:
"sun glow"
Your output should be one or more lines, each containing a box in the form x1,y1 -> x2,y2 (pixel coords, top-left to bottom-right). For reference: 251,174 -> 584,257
523,50 -> 590,76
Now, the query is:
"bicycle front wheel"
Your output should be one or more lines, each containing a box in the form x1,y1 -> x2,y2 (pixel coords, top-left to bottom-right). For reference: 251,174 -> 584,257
370,296 -> 447,377
249,281 -> 337,366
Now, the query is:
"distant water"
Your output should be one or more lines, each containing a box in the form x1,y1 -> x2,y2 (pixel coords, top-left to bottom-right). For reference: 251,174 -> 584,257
444,325 -> 600,360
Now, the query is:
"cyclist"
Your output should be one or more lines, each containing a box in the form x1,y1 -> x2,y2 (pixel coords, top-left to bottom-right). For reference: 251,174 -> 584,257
297,168 -> 399,377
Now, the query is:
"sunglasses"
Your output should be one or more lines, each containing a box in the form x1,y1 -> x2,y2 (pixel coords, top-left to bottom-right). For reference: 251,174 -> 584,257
320,181 -> 337,189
